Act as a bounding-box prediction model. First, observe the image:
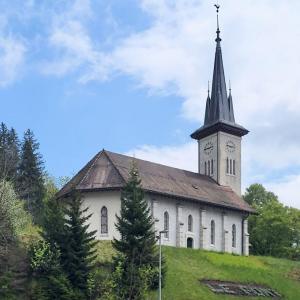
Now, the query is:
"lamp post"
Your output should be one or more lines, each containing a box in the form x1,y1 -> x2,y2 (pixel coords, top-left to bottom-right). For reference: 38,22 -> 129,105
157,230 -> 168,300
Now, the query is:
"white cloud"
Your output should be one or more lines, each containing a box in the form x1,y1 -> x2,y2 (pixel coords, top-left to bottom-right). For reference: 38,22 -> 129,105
126,142 -> 198,172
0,35 -> 26,87
266,175 -> 300,209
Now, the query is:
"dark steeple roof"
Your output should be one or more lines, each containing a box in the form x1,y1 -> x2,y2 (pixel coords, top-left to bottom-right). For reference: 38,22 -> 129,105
191,10 -> 248,140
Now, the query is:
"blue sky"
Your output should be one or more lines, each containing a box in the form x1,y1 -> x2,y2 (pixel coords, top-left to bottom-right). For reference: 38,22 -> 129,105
1,0 -> 300,208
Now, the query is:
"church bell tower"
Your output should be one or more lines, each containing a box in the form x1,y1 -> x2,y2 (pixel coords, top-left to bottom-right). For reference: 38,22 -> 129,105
191,6 -> 249,196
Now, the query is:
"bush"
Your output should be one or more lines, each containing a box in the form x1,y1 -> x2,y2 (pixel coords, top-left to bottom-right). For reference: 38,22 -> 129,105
29,239 -> 75,300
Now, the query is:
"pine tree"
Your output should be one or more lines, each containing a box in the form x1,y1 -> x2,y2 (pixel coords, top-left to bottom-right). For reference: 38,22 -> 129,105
112,163 -> 161,299
0,122 -> 10,179
62,192 -> 97,297
0,123 -> 20,184
17,129 -> 44,222
7,128 -> 20,184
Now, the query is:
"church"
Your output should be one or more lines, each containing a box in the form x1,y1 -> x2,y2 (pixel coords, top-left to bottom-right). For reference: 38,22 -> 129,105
57,14 -> 255,256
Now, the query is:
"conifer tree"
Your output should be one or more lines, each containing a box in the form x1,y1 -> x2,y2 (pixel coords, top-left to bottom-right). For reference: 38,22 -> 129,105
7,128 -> 20,183
17,129 -> 44,222
0,123 -> 20,183
63,192 -> 97,297
112,163 -> 161,298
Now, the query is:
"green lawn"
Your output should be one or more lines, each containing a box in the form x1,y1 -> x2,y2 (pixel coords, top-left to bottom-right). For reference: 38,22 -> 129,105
97,242 -> 300,300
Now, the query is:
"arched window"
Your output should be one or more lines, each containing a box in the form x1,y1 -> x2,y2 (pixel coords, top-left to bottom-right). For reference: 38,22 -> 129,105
230,159 -> 232,174
208,160 -> 210,176
101,206 -> 108,234
164,211 -> 169,238
226,158 -> 229,174
210,220 -> 215,245
211,159 -> 214,175
232,224 -> 236,248
188,215 -> 193,232
205,162 -> 207,175
233,160 -> 236,175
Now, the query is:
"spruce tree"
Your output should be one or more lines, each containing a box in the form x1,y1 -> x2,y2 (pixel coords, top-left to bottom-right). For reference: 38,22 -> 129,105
17,129 -> 44,223
7,128 -> 20,184
0,123 -> 10,179
63,192 -> 97,297
0,123 -> 20,184
112,163 -> 160,298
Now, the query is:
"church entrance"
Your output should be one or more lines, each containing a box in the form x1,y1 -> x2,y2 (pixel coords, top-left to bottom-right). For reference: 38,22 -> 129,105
187,237 -> 194,248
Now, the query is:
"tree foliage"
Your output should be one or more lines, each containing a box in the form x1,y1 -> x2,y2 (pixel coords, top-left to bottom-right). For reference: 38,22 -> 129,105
112,163 -> 162,299
0,180 -> 29,250
63,192 -> 98,296
0,122 -> 20,183
17,129 -> 45,223
29,239 -> 75,300
244,183 -> 300,259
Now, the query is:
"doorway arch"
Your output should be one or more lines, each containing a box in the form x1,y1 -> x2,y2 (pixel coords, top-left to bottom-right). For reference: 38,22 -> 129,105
187,237 -> 194,248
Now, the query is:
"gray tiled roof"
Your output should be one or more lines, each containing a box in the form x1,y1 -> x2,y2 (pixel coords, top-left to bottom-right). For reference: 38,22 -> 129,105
57,150 -> 254,213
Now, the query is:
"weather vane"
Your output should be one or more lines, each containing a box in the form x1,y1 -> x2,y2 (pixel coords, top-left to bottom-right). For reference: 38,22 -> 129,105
214,3 -> 220,13
214,3 -> 221,41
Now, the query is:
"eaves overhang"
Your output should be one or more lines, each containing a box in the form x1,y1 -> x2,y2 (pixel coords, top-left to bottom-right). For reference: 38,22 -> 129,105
191,121 -> 249,140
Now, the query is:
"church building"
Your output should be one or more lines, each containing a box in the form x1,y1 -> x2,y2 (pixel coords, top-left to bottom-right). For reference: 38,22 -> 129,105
58,14 -> 254,255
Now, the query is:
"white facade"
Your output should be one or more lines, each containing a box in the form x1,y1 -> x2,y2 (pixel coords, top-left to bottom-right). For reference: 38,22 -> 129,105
82,190 -> 249,255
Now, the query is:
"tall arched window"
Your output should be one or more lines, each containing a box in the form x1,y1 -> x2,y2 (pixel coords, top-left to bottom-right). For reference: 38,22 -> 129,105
210,220 -> 215,245
226,158 -> 229,174
188,215 -> 193,232
205,162 -> 207,175
230,159 -> 232,174
211,159 -> 214,175
101,206 -> 108,234
233,160 -> 236,175
232,224 -> 236,248
164,211 -> 169,238
208,160 -> 211,176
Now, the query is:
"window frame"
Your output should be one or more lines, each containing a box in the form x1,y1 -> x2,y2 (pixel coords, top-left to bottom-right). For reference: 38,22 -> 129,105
164,211 -> 169,239
100,206 -> 108,235
232,224 -> 236,248
188,214 -> 193,232
210,220 -> 215,245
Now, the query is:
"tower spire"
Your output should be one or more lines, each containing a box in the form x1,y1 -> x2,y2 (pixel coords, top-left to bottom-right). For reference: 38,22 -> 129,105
191,3 -> 248,141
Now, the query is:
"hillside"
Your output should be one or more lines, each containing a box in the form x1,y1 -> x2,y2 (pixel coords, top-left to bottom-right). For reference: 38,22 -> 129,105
97,242 -> 300,300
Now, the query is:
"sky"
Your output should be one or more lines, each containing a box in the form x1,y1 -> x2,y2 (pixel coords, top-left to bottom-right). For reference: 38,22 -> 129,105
0,0 -> 300,208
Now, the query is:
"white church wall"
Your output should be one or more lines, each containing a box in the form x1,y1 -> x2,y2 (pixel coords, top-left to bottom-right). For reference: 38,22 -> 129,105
205,206 -> 223,252
82,191 -> 121,241
181,202 -> 201,249
146,194 -> 177,247
82,190 -> 246,255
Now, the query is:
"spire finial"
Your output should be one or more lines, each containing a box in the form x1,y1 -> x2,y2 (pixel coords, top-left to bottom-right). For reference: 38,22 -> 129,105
214,3 -> 221,43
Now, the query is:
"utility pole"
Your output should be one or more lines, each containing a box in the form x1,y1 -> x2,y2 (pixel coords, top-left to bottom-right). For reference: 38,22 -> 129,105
158,230 -> 168,300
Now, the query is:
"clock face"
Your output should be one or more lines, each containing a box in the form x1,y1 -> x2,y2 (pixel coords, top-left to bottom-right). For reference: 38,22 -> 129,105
226,140 -> 236,153
204,141 -> 214,155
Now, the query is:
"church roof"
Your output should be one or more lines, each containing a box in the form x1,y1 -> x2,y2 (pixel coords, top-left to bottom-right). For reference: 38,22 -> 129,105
191,16 -> 249,140
57,150 -> 254,213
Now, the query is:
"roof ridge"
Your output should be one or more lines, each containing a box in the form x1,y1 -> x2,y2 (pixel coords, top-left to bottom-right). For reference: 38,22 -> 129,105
104,150 -> 214,180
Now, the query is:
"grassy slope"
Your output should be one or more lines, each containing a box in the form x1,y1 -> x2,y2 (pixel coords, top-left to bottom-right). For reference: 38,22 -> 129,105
152,246 -> 300,300
97,242 -> 300,300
